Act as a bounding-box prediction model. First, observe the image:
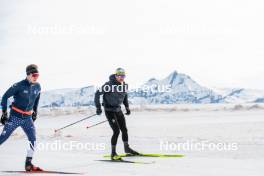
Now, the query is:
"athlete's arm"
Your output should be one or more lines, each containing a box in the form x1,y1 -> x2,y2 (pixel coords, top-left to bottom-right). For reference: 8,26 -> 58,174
94,83 -> 108,109
33,93 -> 40,113
123,93 -> 129,108
1,83 -> 19,111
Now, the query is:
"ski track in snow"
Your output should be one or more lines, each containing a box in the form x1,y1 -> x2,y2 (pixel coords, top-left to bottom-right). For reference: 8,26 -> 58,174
0,109 -> 264,176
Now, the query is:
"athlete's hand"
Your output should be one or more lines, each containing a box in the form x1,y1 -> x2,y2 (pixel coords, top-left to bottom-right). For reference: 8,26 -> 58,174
125,107 -> 131,115
1,110 -> 8,125
32,112 -> 37,122
96,107 -> 102,115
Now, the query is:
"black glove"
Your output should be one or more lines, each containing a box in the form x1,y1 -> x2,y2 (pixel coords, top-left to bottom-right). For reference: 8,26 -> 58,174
125,107 -> 131,115
96,107 -> 102,115
1,110 -> 8,125
32,112 -> 37,122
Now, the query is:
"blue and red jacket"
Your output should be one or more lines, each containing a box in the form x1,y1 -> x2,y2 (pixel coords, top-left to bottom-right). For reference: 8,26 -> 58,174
1,79 -> 41,118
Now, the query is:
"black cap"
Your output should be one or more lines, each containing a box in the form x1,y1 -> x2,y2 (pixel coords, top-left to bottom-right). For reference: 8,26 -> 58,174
26,64 -> 39,75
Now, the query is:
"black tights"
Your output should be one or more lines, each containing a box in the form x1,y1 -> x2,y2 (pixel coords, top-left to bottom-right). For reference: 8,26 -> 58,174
105,110 -> 128,146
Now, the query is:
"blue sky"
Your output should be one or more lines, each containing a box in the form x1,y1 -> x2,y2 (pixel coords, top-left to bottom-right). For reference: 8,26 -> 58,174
1,0 -> 264,94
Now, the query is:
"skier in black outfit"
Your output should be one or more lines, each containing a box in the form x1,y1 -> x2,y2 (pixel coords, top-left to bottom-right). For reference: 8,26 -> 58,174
94,68 -> 139,160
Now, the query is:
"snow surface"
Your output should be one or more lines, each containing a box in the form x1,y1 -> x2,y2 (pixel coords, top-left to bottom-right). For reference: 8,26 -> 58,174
0,105 -> 263,176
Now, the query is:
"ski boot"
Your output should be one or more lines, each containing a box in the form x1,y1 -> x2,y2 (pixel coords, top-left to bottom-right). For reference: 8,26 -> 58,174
25,157 -> 43,172
111,145 -> 122,160
124,142 -> 140,156
111,153 -> 122,161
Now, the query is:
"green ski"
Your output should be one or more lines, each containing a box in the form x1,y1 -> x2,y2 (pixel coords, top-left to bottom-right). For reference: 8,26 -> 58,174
103,153 -> 184,158
96,159 -> 155,164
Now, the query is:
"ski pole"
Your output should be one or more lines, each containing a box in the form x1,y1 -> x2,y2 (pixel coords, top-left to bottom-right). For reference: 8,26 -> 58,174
86,119 -> 108,129
55,114 -> 97,133
86,112 -> 130,130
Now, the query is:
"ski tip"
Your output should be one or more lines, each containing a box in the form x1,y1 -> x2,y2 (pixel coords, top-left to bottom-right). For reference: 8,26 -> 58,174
103,153 -> 185,158
2,170 -> 83,175
95,159 -> 154,164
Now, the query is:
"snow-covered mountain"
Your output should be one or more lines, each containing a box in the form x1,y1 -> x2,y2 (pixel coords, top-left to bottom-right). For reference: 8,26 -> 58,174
129,71 -> 223,104
2,71 -> 264,108
39,71 -> 223,107
39,86 -> 96,107
214,88 -> 264,103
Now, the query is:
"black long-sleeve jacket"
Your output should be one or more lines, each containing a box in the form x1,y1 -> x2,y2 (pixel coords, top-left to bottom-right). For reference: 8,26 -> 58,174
94,74 -> 129,112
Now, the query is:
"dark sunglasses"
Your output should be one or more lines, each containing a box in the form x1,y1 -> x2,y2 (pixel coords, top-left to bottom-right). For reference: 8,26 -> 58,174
32,73 -> 39,78
116,75 -> 126,78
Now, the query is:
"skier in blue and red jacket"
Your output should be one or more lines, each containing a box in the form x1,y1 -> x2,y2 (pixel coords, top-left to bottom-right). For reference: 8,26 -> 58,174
0,64 -> 42,171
